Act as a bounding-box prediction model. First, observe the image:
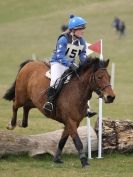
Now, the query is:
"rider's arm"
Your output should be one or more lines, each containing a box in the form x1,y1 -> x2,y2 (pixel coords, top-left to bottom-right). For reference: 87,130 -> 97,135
53,36 -> 72,67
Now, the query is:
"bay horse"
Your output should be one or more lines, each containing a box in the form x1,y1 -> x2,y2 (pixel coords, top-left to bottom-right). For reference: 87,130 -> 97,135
3,57 -> 115,168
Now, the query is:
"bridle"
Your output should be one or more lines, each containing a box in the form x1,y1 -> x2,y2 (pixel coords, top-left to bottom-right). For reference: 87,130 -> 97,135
91,68 -> 111,97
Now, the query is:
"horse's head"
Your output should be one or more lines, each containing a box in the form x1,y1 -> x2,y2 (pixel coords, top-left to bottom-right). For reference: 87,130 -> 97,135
91,58 -> 115,103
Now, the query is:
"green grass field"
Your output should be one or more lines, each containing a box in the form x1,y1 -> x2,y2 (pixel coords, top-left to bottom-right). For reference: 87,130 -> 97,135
0,0 -> 133,176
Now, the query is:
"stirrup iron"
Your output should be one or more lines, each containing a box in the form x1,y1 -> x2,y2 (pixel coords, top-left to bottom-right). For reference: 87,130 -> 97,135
43,102 -> 53,112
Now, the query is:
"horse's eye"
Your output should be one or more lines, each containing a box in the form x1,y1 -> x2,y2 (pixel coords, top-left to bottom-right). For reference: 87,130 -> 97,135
97,76 -> 102,80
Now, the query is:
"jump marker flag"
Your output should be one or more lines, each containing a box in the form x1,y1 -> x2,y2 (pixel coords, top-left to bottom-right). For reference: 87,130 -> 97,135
86,40 -> 102,56
86,40 -> 103,159
88,40 -> 102,54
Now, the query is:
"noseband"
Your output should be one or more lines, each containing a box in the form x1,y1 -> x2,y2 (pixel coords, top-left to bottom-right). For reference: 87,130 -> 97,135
92,68 -> 111,97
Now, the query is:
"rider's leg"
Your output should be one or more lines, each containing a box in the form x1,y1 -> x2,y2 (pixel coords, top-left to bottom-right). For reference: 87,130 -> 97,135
43,86 -> 56,111
43,62 -> 68,111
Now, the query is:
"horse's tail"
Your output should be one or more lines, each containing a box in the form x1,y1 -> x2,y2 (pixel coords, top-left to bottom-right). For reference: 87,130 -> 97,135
3,80 -> 16,101
3,59 -> 33,101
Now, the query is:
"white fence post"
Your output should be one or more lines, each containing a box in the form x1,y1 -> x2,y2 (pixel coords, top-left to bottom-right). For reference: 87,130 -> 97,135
97,39 -> 103,159
32,53 -> 36,60
111,62 -> 115,89
87,101 -> 93,159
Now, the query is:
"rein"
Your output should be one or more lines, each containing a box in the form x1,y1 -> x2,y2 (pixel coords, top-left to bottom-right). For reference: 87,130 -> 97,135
91,68 -> 111,97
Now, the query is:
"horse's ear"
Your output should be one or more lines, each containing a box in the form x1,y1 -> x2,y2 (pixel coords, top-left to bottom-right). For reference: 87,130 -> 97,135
104,59 -> 110,68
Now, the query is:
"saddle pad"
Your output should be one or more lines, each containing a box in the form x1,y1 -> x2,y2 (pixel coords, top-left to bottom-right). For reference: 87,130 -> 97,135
45,70 -> 51,79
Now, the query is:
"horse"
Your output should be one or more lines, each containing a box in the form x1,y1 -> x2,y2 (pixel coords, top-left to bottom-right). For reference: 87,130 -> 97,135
3,57 -> 115,168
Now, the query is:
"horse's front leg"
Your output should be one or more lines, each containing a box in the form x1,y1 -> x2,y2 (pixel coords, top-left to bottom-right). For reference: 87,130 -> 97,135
69,122 -> 89,168
54,127 -> 69,163
72,133 -> 89,168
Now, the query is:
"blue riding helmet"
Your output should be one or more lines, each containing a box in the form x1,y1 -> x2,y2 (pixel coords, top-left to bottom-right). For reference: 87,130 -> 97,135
68,15 -> 87,30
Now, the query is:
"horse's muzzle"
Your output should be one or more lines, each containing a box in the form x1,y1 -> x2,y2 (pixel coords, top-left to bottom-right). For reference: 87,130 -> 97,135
102,95 -> 115,103
104,95 -> 115,103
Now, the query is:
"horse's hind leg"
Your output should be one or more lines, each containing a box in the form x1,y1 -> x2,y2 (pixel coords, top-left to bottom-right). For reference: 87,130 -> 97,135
18,106 -> 30,128
54,127 -> 69,163
7,101 -> 18,130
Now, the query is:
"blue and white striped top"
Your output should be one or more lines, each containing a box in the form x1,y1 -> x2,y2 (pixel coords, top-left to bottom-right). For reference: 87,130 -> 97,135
50,33 -> 87,67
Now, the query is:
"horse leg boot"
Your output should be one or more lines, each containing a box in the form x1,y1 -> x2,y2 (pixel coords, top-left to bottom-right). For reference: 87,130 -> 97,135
73,134 -> 89,168
53,135 -> 69,163
53,128 -> 69,163
43,87 -> 56,112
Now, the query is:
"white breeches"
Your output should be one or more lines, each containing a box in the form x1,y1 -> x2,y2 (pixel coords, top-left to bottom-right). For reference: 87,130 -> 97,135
50,62 -> 69,87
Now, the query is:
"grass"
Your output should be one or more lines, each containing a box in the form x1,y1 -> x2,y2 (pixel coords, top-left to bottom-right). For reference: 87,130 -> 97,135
0,0 -> 133,176
0,153 -> 133,177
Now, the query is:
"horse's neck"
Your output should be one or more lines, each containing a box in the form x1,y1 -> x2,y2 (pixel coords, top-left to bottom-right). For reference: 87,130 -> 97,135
72,70 -> 93,103
79,69 -> 93,100
57,70 -> 93,116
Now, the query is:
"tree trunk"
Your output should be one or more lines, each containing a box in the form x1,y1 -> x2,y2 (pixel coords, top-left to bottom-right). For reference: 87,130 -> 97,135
0,126 -> 97,157
95,118 -> 133,153
0,119 -> 132,158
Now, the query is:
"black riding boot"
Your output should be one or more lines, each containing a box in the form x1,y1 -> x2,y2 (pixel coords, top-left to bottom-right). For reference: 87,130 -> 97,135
43,87 -> 56,112
86,110 -> 97,118
86,104 -> 97,118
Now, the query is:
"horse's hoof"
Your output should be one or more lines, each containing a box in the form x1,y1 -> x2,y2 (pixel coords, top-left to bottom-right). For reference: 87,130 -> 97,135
53,158 -> 64,163
81,158 -> 89,168
82,164 -> 89,168
6,122 -> 15,130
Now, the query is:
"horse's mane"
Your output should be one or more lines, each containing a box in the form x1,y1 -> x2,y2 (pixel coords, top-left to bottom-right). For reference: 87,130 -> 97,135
78,56 -> 107,73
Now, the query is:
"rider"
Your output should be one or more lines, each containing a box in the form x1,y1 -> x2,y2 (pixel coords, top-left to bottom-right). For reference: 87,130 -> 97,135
43,14 -> 96,117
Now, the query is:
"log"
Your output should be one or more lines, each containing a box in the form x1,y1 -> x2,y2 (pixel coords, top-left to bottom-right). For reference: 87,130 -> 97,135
95,118 -> 117,151
95,118 -> 133,153
0,119 -> 132,158
115,120 -> 133,152
0,126 -> 97,157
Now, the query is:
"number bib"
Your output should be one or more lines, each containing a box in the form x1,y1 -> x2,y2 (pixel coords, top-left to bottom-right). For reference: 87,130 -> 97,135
66,44 -> 84,59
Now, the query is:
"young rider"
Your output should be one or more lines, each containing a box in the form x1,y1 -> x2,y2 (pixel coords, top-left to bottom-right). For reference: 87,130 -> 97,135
43,14 -> 96,117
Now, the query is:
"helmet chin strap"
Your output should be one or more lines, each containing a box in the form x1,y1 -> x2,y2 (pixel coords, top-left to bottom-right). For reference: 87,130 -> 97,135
70,32 -> 80,46
71,31 -> 79,39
